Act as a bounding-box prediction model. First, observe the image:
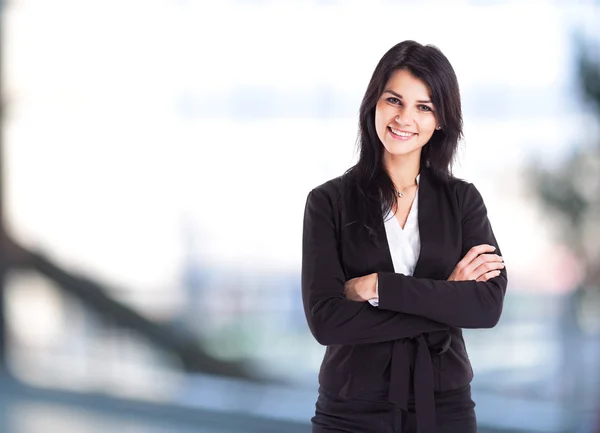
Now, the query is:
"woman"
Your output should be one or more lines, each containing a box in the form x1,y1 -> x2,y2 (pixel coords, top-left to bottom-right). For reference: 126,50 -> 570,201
301,40 -> 508,433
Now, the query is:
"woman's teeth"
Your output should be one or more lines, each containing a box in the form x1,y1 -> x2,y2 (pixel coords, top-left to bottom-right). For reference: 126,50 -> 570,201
390,127 -> 414,137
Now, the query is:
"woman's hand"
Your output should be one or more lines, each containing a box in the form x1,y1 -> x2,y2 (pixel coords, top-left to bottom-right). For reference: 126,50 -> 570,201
344,273 -> 378,301
448,244 -> 505,282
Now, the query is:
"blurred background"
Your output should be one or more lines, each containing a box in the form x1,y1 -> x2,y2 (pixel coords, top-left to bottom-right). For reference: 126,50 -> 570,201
1,0 -> 600,432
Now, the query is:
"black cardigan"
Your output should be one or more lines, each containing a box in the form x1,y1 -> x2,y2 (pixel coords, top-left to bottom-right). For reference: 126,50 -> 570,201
301,165 -> 508,433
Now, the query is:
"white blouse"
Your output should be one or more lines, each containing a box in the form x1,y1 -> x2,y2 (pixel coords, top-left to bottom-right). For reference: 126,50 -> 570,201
368,174 -> 421,307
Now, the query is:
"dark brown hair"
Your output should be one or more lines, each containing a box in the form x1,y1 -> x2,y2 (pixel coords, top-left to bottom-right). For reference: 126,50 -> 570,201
343,40 -> 463,240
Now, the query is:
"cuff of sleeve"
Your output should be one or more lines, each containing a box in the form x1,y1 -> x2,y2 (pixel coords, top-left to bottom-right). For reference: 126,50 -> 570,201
368,275 -> 379,307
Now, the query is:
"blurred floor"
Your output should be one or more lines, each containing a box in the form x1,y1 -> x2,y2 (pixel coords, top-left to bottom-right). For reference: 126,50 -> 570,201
1,372 -> 596,433
0,374 -> 311,433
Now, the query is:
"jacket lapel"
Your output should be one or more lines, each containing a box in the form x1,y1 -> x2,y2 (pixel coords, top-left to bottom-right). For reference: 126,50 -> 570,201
413,166 -> 452,279
413,166 -> 438,278
373,215 -> 396,274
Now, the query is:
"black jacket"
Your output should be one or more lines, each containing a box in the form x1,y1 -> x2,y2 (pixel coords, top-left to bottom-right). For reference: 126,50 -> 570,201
301,165 -> 508,433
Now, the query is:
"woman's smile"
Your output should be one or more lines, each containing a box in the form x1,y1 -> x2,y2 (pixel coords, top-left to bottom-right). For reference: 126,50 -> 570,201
388,126 -> 416,141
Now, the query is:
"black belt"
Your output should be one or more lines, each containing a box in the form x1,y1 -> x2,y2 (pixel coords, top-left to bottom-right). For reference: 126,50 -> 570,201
388,334 -> 451,433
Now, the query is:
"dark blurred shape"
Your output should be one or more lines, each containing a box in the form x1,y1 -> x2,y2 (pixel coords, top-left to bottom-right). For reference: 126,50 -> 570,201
579,40 -> 600,114
0,233 -> 262,381
527,37 -> 600,322
1,0 -> 8,371
526,36 -> 600,430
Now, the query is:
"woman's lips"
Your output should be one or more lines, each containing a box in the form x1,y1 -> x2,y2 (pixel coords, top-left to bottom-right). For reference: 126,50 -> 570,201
388,126 -> 416,141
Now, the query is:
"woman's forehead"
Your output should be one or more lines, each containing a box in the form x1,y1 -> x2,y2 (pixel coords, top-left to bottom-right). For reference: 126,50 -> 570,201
383,70 -> 432,99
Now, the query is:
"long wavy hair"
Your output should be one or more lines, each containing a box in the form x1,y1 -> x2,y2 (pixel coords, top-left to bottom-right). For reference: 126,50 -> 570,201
342,40 -> 463,242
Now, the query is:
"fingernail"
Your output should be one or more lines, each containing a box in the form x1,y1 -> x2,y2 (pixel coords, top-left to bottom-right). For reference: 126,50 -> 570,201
491,246 -> 496,251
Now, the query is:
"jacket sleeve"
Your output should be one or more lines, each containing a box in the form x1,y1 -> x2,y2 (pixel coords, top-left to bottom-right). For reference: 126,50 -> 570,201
376,182 -> 508,329
301,187 -> 448,346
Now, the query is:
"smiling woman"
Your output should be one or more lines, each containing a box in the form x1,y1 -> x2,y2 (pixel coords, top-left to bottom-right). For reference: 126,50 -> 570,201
375,70 -> 439,159
301,40 -> 507,433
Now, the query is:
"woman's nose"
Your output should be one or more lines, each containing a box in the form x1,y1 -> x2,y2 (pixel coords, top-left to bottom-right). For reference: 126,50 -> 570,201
395,107 -> 414,125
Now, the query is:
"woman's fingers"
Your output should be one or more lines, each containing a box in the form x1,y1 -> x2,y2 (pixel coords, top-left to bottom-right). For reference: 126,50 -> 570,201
452,245 -> 497,279
462,244 -> 497,266
462,252 -> 503,279
472,260 -> 505,280
476,270 -> 502,282
448,244 -> 503,282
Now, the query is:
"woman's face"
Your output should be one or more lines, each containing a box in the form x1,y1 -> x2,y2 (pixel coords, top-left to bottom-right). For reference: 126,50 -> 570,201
375,68 -> 438,162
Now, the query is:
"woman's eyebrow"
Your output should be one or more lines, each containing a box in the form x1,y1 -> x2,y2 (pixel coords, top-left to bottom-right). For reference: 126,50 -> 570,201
383,89 -> 432,104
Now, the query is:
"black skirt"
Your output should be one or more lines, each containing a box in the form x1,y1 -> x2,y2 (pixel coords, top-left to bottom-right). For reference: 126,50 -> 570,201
311,384 -> 477,433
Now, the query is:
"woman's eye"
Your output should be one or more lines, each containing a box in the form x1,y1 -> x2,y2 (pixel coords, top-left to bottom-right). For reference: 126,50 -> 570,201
387,97 -> 400,104
419,105 -> 432,112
